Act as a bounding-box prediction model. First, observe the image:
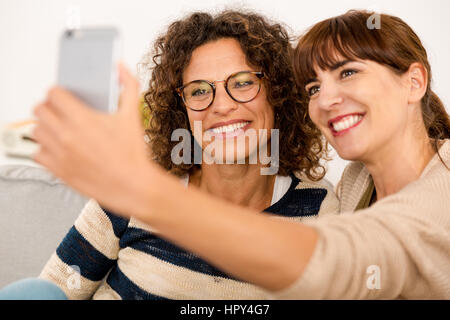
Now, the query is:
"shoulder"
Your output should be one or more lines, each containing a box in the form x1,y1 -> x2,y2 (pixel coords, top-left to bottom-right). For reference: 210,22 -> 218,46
359,152 -> 450,226
291,171 -> 336,204
295,172 -> 339,217
79,199 -> 130,238
421,139 -> 450,178
408,140 -> 450,198
339,161 -> 367,186
336,161 -> 372,212
268,172 -> 339,217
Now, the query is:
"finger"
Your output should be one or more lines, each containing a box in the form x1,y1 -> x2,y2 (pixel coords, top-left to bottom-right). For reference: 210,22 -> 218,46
31,122 -> 62,158
32,144 -> 62,178
118,62 -> 140,119
32,135 -> 81,188
32,103 -> 66,144
32,143 -> 50,167
46,86 -> 91,121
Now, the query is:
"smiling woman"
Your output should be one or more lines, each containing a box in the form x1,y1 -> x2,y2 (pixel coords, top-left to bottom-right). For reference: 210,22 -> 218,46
142,11 -> 326,179
294,10 -> 450,199
285,10 -> 450,298
177,39 -> 274,168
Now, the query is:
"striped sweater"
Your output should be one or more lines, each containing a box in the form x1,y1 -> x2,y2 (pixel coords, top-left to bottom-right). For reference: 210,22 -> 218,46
39,173 -> 339,300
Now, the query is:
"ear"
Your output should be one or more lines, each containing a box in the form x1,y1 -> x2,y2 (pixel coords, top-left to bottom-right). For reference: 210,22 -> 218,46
407,62 -> 428,105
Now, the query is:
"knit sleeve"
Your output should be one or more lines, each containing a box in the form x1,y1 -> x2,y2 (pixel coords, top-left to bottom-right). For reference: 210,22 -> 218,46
269,167 -> 450,299
39,199 -> 129,300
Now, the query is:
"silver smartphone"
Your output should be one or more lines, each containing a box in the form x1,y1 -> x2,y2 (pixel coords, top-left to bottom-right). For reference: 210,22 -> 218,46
57,27 -> 122,113
1,28 -> 122,160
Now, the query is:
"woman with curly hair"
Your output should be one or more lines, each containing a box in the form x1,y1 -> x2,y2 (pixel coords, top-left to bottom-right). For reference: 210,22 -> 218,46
0,10 -> 338,300
142,11 -> 326,181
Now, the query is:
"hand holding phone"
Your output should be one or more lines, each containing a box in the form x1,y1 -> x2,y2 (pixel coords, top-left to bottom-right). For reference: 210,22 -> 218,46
0,27 -> 122,160
31,64 -> 150,214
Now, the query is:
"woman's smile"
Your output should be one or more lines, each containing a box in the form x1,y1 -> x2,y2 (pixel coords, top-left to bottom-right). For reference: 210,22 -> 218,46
206,120 -> 252,139
328,113 -> 365,137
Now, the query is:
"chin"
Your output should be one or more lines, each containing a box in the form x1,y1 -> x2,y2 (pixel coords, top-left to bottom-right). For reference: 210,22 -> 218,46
204,141 -> 255,164
224,145 -> 256,164
333,143 -> 367,161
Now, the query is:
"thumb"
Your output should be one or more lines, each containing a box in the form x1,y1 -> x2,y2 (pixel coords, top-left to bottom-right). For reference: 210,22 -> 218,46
118,62 -> 141,120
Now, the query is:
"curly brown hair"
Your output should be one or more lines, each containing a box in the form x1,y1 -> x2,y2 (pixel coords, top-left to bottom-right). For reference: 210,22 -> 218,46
141,10 -> 326,180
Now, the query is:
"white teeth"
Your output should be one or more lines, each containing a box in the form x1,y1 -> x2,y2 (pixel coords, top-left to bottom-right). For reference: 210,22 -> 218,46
211,121 -> 249,134
332,115 -> 363,132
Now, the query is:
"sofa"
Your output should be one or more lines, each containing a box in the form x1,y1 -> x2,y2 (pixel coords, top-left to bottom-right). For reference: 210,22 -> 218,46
0,164 -> 88,288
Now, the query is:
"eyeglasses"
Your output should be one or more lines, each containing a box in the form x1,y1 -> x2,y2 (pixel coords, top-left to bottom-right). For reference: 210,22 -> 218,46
176,71 -> 264,111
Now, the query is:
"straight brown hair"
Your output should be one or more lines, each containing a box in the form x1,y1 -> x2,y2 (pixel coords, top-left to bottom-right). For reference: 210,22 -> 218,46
293,10 -> 450,154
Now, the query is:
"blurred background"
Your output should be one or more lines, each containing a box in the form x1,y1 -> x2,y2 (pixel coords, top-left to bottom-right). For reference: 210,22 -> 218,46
1,0 -> 449,185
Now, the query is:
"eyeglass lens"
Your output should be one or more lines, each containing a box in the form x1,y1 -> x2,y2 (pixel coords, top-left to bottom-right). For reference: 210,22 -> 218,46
182,72 -> 261,110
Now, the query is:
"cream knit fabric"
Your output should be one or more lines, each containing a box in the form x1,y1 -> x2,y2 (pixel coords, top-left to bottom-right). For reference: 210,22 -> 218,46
39,174 -> 339,300
271,140 -> 450,299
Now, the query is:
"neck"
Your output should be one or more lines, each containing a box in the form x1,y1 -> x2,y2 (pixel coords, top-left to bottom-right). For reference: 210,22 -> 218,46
189,164 -> 276,211
363,132 -> 435,201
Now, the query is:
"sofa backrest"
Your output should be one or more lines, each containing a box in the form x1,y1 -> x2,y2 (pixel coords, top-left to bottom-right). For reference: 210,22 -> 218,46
0,165 -> 88,288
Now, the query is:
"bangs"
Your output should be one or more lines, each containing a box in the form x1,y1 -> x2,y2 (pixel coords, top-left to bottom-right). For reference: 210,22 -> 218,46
293,10 -> 403,95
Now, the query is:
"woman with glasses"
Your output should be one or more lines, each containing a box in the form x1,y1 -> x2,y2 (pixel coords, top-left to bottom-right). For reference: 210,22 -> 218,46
2,10 -> 338,300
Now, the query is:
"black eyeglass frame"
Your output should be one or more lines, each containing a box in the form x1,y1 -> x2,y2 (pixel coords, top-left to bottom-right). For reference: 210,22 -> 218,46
175,71 -> 265,111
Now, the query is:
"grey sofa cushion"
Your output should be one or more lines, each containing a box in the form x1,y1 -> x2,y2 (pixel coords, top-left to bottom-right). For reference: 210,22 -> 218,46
0,165 -> 88,288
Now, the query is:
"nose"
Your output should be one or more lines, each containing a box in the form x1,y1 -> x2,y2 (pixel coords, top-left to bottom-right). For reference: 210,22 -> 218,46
210,81 -> 238,115
316,79 -> 344,111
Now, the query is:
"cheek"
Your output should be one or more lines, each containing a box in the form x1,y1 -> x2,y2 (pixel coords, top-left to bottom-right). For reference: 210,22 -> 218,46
186,110 -> 206,144
187,110 -> 204,128
267,105 -> 275,128
262,102 -> 275,129
365,80 -> 407,124
254,88 -> 274,127
308,102 -> 321,127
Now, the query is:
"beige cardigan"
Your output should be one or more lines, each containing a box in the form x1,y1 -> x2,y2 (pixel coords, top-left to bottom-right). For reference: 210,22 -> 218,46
271,140 -> 450,299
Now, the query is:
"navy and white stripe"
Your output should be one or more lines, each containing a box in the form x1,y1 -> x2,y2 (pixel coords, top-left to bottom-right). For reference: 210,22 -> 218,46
40,174 -> 336,300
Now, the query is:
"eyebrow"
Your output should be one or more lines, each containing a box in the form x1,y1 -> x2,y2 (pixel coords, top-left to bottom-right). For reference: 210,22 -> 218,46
330,59 -> 352,71
304,60 -> 353,86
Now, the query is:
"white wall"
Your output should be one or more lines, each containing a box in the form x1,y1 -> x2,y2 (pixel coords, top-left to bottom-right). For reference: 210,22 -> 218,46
1,0 -> 449,185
